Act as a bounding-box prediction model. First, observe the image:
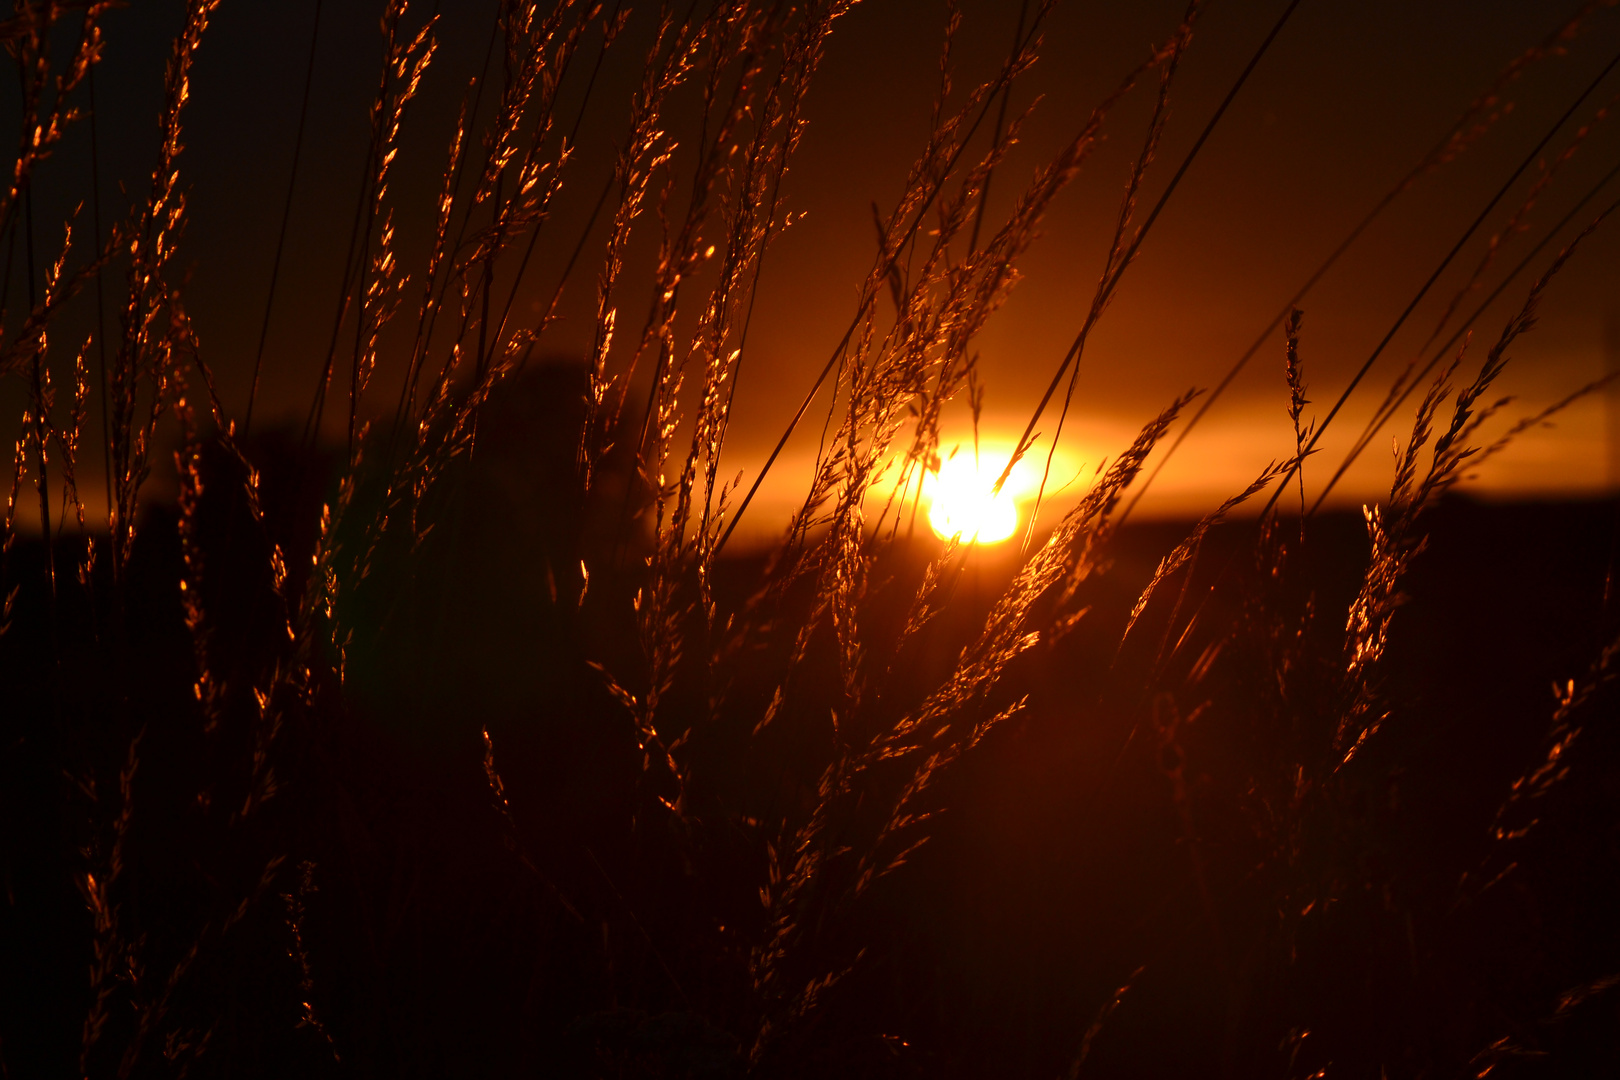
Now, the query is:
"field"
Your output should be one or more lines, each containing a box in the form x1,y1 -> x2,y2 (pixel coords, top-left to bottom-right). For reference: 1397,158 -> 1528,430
2,1 -> 1619,1076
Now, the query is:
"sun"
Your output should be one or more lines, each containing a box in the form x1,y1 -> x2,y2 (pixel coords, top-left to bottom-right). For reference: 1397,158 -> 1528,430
925,452 -> 1024,544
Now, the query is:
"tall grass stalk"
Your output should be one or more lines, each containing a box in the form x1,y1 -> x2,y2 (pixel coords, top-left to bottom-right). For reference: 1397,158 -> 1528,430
2,2 -> 1619,1075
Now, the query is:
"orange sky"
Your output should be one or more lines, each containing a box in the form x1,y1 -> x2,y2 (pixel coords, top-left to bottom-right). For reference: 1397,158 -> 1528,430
710,0 -> 1620,543
7,0 -> 1620,544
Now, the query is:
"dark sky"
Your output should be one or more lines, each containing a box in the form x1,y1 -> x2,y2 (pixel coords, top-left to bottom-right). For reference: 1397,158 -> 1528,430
10,0 -> 1620,539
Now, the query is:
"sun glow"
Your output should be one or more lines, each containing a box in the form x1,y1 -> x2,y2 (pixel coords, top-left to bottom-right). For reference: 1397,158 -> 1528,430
925,452 -> 1027,544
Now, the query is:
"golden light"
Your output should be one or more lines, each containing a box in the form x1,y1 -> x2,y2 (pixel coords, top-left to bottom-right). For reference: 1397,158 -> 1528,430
925,451 -> 1026,544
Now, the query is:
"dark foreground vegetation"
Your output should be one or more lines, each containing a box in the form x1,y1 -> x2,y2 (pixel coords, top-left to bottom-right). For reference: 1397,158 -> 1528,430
5,421 -> 1620,1078
3,0 -> 1620,1076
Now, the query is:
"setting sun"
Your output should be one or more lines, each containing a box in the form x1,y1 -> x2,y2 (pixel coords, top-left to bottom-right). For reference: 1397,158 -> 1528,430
925,453 -> 1025,544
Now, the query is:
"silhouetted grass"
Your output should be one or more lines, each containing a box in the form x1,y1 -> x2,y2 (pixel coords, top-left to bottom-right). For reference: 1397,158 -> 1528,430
3,2 -> 1620,1077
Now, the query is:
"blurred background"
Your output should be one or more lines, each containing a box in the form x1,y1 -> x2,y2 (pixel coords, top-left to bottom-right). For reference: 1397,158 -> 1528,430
6,0 -> 1620,543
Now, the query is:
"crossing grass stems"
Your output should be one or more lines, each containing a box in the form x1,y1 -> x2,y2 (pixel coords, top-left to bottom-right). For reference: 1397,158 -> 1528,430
2,0 -> 1619,1075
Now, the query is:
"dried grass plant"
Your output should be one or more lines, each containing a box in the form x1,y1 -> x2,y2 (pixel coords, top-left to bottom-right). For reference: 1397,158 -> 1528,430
3,1 -> 1620,1076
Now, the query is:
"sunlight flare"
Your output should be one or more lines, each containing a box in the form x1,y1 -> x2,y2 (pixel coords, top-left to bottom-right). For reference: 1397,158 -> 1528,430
925,452 -> 1028,544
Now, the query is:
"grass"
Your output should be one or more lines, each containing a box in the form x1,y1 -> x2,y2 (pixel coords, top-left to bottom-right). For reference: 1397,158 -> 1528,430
2,0 -> 1620,1076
